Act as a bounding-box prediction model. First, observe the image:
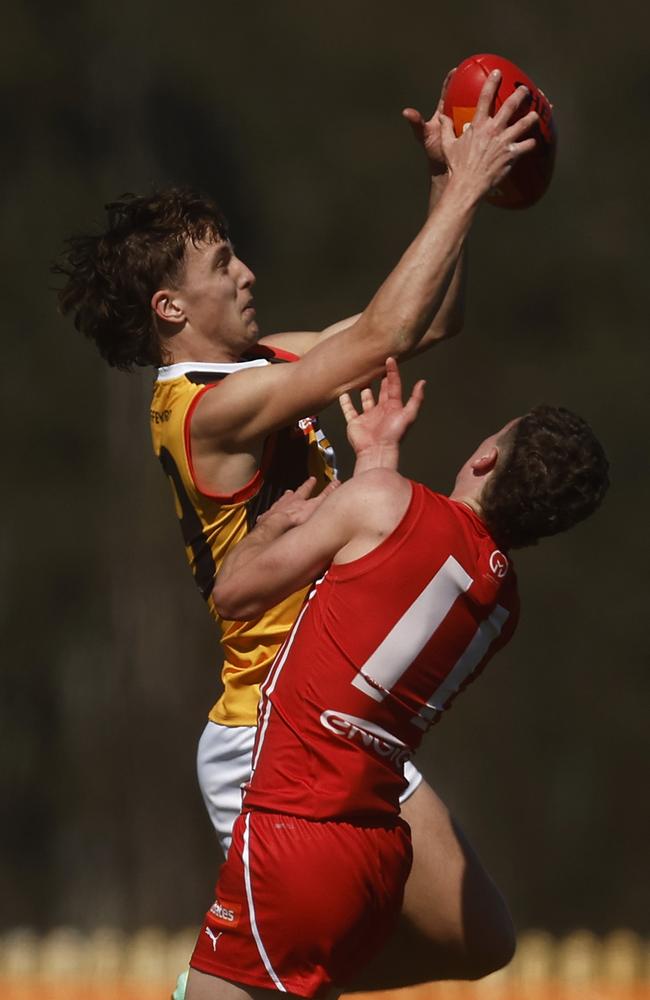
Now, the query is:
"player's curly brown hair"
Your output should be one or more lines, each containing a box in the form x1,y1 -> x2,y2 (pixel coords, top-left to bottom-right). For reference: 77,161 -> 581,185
481,405 -> 609,550
53,188 -> 229,370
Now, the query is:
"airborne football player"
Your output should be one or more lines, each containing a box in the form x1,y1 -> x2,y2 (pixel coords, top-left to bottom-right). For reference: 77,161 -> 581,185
186,360 -> 608,1000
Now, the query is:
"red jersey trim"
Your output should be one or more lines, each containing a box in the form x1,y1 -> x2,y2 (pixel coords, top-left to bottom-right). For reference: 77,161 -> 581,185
182,346 -> 298,503
183,383 -> 265,504
252,343 -> 300,363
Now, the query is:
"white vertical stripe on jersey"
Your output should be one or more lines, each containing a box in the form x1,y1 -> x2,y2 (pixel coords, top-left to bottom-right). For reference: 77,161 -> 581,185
251,598 -> 311,774
351,555 -> 473,702
242,813 -> 287,992
411,603 -> 510,730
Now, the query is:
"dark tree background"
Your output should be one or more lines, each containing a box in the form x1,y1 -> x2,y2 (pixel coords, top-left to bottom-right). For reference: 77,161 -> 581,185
2,0 -> 647,934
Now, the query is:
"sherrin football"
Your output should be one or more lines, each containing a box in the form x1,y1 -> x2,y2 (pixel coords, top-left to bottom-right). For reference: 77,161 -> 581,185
443,53 -> 556,209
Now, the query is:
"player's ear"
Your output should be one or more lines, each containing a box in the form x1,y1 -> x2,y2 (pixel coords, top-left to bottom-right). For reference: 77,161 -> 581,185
151,289 -> 185,324
471,446 -> 498,474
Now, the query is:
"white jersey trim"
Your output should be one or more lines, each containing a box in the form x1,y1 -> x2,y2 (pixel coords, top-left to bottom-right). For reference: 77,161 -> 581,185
156,359 -> 269,382
251,600 -> 311,775
243,813 -> 287,992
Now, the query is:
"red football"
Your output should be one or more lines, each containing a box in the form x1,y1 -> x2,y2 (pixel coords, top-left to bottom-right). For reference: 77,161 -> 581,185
442,53 -> 556,209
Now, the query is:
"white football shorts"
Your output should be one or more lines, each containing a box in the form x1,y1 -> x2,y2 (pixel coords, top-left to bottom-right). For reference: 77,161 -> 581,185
197,720 -> 423,857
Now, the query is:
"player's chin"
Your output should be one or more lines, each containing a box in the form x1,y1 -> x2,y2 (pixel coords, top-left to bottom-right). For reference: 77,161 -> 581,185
242,309 -> 258,332
240,321 -> 260,349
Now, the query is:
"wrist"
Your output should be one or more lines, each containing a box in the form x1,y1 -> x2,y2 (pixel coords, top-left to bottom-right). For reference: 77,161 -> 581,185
428,171 -> 448,212
441,175 -> 482,214
354,443 -> 400,475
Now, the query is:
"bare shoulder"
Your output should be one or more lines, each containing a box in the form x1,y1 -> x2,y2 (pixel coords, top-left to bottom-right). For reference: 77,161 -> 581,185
349,468 -> 411,499
351,469 -> 412,521
333,471 -> 413,565
189,361 -> 284,444
303,469 -> 411,528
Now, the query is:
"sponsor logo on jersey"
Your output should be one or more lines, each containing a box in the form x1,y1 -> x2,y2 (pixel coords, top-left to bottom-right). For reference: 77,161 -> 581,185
209,899 -> 241,928
489,550 -> 509,579
150,407 -> 172,424
320,710 -> 412,768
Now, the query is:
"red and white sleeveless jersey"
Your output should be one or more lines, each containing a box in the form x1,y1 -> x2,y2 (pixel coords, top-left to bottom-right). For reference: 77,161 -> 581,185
243,481 -> 520,822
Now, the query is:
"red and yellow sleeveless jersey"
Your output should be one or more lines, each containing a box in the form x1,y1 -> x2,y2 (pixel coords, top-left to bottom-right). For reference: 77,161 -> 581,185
244,482 -> 519,821
150,345 -> 336,727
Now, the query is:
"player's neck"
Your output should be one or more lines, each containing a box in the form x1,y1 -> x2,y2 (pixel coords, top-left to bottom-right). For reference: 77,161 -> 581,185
163,328 -> 249,365
447,489 -> 483,519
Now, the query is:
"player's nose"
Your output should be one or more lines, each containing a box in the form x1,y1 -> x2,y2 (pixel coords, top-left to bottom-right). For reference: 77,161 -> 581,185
236,256 -> 256,288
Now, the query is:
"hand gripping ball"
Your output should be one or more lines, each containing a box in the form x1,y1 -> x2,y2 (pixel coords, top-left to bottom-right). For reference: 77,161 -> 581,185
443,53 -> 557,208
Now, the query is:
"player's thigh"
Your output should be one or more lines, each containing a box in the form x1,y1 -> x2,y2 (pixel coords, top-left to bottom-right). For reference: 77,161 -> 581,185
345,779 -> 515,990
400,778 -> 513,952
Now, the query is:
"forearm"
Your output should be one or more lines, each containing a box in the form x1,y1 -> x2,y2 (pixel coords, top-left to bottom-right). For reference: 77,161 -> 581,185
412,241 -> 467,352
428,170 -> 448,215
323,179 -> 466,362
214,518 -> 304,620
317,178 -> 452,354
217,516 -> 291,593
358,177 -> 477,360
415,173 -> 468,349
214,488 -> 354,620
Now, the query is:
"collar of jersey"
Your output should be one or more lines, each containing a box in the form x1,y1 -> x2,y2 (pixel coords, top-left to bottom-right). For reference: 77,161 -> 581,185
156,358 -> 268,382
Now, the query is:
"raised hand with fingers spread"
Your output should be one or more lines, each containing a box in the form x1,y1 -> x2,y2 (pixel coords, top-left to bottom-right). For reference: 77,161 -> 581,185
339,357 -> 426,475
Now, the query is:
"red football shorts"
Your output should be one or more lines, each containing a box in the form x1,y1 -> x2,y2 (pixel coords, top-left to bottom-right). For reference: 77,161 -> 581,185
190,810 -> 412,997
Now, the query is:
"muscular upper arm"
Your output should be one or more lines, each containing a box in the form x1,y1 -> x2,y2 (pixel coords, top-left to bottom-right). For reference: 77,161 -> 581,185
192,318 -> 389,449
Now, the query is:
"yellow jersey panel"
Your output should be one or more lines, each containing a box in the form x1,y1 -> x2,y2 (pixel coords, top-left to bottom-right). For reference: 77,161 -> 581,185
150,347 -> 336,726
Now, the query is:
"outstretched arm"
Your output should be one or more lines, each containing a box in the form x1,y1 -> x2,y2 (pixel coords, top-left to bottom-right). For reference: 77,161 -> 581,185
262,70 -> 464,358
401,66 -> 467,351
194,72 -> 538,451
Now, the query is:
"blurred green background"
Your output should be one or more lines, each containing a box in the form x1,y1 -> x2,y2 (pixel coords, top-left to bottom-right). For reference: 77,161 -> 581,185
2,0 -> 647,937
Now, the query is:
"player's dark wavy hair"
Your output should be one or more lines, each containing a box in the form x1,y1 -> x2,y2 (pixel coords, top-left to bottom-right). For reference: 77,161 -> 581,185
52,188 -> 229,370
481,405 -> 609,550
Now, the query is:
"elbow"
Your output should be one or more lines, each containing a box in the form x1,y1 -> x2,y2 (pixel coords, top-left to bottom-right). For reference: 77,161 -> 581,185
433,312 -> 464,343
445,313 -> 464,340
355,306 -> 413,359
212,582 -> 258,622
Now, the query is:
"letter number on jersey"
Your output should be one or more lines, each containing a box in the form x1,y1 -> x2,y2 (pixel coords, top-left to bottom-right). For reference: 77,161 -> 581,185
351,555 -> 509,729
